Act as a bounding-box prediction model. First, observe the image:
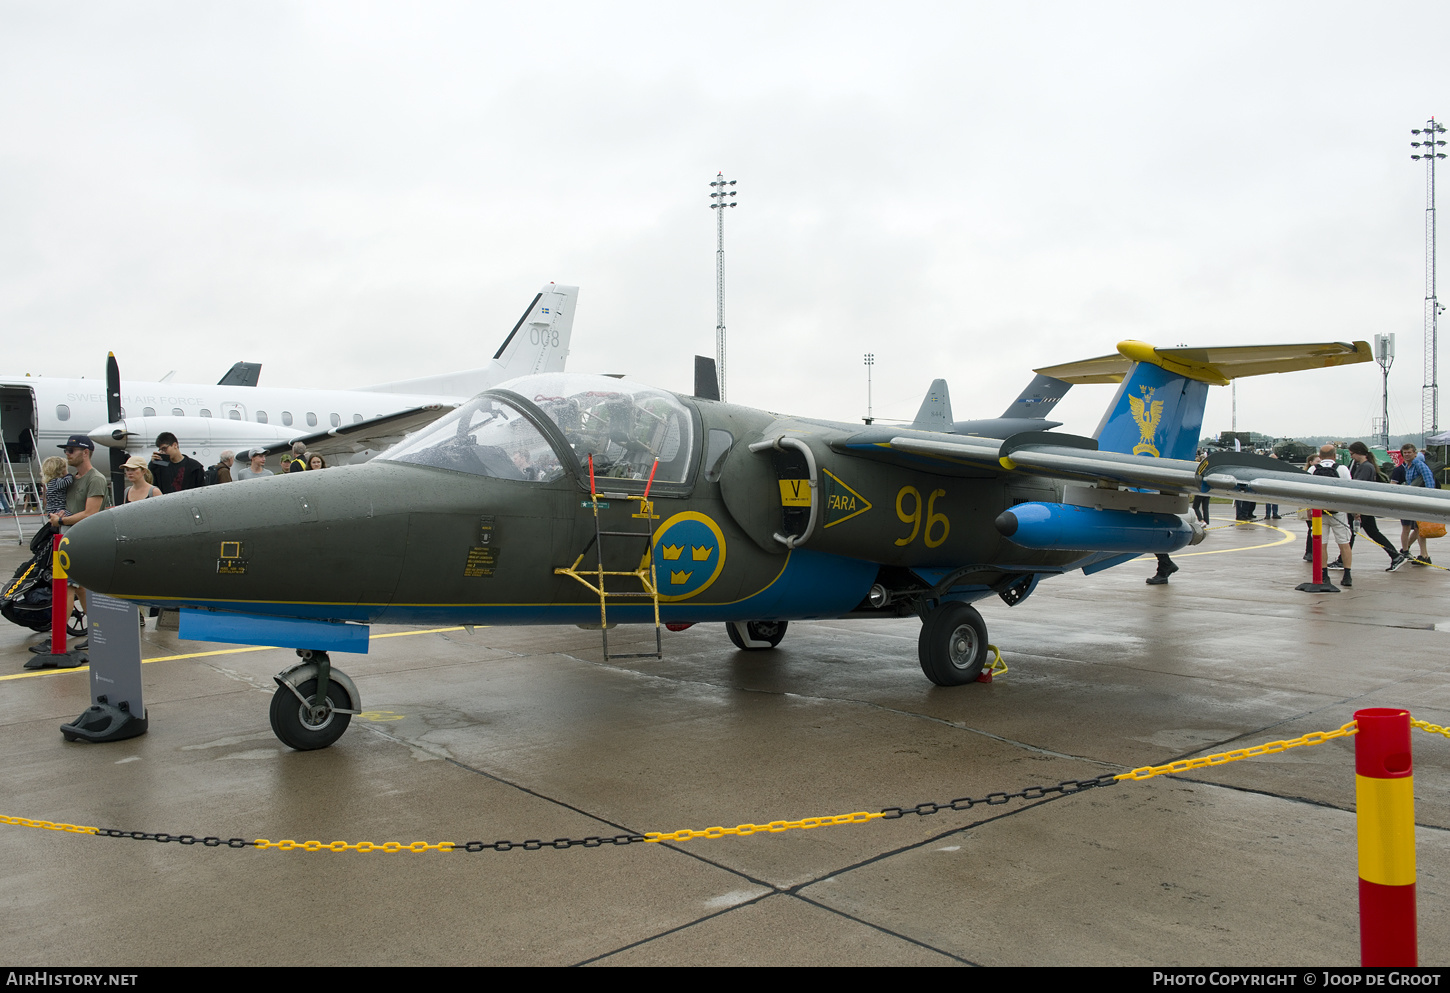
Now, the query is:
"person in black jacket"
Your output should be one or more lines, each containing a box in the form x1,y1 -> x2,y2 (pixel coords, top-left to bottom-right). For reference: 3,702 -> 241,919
149,432 -> 206,494
1347,441 -> 1406,571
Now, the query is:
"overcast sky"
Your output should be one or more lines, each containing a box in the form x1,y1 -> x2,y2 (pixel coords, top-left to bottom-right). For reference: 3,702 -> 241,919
3,1 -> 1447,441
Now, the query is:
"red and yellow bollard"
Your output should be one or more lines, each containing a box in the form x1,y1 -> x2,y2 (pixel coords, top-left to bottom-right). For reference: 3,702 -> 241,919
50,532 -> 67,654
1355,707 -> 1416,966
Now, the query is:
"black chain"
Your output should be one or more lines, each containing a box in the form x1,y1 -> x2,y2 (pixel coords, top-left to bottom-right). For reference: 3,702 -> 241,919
878,773 -> 1120,819
97,829 -> 254,848
91,775 -> 1118,853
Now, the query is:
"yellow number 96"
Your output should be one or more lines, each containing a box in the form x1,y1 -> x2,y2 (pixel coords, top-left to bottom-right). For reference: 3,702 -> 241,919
895,487 -> 950,549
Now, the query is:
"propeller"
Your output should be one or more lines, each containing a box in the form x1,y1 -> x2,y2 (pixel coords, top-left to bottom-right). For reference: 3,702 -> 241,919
106,352 -> 128,498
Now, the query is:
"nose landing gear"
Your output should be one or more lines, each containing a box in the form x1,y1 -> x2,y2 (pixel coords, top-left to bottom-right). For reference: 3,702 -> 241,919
269,651 -> 363,750
726,620 -> 788,650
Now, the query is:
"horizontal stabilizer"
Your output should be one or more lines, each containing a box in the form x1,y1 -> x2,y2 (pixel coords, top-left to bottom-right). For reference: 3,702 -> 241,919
1036,340 -> 1372,387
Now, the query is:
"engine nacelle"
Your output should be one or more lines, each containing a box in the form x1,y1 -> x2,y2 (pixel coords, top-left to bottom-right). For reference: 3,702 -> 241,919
994,502 -> 1196,554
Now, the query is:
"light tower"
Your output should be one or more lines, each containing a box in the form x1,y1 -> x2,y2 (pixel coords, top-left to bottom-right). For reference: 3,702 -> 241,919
709,172 -> 738,401
863,353 -> 874,424
1411,117 -> 1448,440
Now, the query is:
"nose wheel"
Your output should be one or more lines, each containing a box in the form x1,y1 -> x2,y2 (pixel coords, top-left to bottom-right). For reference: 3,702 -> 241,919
269,652 -> 361,750
726,620 -> 788,650
918,602 -> 988,686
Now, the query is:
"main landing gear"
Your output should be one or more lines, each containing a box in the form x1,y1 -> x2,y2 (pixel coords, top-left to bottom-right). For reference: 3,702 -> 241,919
269,650 -> 362,751
726,620 -> 788,651
917,602 -> 989,686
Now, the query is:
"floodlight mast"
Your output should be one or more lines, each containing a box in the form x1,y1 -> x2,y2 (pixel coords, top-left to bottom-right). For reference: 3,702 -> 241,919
708,172 -> 738,401
1411,117 -> 1448,440
863,353 -> 874,424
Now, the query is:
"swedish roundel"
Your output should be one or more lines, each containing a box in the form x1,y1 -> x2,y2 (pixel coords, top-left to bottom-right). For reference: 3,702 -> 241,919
651,512 -> 727,601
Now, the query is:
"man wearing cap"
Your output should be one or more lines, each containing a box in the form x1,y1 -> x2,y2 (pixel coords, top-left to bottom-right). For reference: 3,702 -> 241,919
45,435 -> 113,647
49,435 -> 111,531
149,432 -> 206,494
233,450 -> 275,482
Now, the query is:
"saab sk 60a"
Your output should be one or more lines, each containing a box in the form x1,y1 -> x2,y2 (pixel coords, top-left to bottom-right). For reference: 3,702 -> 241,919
63,339 -> 1450,750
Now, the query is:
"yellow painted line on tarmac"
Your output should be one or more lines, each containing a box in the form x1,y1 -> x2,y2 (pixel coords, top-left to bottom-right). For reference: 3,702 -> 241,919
0,625 -> 469,682
1135,521 -> 1295,561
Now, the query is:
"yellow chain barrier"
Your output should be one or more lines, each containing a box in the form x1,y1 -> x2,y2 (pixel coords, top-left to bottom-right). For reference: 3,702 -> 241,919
0,814 -> 98,835
1412,719 -> 1450,740
645,811 -> 884,843
17,715 -> 1450,851
1114,721 -> 1359,782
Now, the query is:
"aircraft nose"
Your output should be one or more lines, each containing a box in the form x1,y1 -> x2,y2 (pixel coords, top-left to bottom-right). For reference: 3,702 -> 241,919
62,513 -> 118,593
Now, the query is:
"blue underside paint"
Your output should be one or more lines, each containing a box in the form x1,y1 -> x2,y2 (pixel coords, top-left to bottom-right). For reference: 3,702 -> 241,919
1079,551 -> 1142,575
135,549 -> 880,633
178,609 -> 372,652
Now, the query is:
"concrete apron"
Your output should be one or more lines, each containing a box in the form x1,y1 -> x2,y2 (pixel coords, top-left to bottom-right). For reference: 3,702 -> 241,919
1,520 -> 1448,966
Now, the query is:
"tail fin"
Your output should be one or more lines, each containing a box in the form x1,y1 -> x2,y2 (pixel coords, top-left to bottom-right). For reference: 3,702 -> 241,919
1036,340 -> 1372,461
999,374 -> 1070,419
912,380 -> 953,430
694,356 -> 721,401
365,284 -> 577,396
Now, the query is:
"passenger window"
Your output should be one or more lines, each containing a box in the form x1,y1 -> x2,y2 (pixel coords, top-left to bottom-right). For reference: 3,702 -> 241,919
228,410 -> 241,421
257,411 -> 269,424
353,413 -> 363,424
201,409 -> 211,418
306,412 -> 318,427
330,413 -> 341,427
56,404 -> 70,422
282,411 -> 293,426
143,407 -> 156,417
172,408 -> 184,416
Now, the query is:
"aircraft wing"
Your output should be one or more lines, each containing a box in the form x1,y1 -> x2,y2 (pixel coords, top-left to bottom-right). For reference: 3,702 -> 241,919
877,436 -> 1450,523
256,404 -> 456,460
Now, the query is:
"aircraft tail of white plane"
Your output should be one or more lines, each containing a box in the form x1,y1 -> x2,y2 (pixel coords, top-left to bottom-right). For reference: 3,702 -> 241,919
365,284 -> 577,397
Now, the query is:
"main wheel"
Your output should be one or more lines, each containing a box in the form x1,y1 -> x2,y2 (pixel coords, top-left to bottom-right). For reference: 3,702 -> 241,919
269,677 -> 353,751
68,600 -> 86,638
917,602 -> 988,686
726,620 -> 788,650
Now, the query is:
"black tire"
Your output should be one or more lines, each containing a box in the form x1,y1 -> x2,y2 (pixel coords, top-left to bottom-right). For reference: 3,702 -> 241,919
68,600 -> 86,638
725,620 -> 788,651
268,677 -> 353,751
917,602 -> 988,686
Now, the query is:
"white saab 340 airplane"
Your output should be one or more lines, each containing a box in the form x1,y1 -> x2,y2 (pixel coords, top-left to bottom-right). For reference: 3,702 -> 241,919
0,285 -> 577,495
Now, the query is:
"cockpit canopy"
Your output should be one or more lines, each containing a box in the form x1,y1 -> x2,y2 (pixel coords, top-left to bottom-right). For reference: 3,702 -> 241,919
379,373 -> 696,485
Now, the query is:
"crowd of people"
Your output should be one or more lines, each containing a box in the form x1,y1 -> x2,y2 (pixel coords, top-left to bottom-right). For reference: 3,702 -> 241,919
1148,440 -> 1441,588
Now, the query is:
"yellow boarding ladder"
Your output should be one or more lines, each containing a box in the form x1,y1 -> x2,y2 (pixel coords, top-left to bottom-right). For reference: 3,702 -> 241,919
553,456 -> 663,661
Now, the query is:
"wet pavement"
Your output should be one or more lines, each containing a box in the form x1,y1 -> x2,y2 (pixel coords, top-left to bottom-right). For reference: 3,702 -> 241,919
2,520 -> 1449,966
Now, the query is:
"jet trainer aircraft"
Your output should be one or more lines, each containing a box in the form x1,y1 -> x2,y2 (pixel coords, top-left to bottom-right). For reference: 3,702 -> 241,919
62,338 -> 1450,751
